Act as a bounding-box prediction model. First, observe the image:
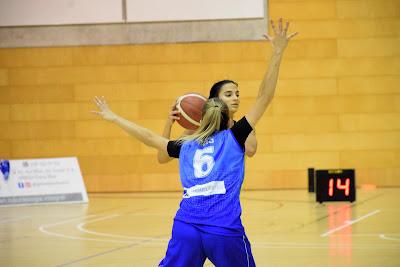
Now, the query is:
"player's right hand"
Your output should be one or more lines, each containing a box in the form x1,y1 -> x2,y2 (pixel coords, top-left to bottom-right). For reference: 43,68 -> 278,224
92,96 -> 118,122
167,101 -> 180,125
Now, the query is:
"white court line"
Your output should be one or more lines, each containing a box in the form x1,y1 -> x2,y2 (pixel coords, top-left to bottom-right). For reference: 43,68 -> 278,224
39,214 -> 137,244
76,214 -> 169,242
252,240 -> 398,248
39,213 -> 167,245
379,234 -> 400,241
76,214 -> 121,224
39,214 -> 97,228
74,215 -> 399,250
253,243 -> 399,249
39,212 -> 399,250
321,209 -> 381,237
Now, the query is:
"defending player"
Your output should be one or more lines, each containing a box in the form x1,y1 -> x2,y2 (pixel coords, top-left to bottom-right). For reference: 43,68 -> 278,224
157,79 -> 258,163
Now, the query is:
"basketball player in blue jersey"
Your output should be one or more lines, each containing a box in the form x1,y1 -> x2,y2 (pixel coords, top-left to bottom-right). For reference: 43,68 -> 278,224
92,18 -> 297,267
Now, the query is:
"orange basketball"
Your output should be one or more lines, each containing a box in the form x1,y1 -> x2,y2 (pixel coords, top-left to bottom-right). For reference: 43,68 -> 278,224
175,93 -> 207,130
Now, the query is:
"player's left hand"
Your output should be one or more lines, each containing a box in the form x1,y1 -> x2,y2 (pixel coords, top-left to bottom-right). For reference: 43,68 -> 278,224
263,18 -> 298,54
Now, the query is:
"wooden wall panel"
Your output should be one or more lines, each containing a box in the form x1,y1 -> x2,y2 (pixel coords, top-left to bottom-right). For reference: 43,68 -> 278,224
0,105 -> 10,121
0,69 -> 8,85
1,0 -> 399,191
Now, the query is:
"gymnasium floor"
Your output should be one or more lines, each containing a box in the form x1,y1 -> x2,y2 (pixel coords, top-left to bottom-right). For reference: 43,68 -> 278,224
1,188 -> 399,267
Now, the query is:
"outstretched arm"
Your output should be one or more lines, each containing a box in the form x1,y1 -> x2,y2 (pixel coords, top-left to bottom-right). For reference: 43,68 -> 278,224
92,96 -> 169,152
246,18 -> 298,128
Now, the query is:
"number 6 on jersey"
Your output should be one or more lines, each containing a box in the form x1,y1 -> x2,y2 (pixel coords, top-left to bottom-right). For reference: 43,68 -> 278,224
193,147 -> 215,178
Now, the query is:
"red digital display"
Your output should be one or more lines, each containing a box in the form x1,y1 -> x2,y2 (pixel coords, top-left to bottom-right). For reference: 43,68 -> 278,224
316,169 -> 356,203
328,178 -> 350,197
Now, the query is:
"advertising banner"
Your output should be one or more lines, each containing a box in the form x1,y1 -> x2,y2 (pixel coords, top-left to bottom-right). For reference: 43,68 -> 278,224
0,157 -> 88,206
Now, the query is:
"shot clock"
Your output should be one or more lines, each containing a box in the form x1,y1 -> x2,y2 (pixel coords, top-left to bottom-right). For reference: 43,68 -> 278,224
315,169 -> 356,203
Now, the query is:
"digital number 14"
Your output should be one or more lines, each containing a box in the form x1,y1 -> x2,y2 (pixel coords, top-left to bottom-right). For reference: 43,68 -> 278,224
328,178 -> 350,196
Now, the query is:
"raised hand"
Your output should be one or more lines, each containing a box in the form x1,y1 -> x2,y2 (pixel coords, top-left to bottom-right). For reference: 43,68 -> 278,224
92,96 -> 117,122
263,18 -> 298,53
167,101 -> 181,125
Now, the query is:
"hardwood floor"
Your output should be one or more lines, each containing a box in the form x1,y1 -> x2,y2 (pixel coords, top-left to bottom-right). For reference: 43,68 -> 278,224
1,188 -> 399,267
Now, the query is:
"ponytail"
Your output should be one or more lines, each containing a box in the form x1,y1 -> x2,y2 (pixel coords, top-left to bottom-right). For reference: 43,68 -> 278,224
178,98 -> 229,145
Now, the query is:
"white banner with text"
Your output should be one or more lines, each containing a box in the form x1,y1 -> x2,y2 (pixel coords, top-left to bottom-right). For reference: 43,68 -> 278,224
0,157 -> 88,206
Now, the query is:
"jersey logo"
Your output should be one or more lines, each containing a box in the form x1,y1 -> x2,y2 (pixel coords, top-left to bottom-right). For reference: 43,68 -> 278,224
183,181 -> 226,198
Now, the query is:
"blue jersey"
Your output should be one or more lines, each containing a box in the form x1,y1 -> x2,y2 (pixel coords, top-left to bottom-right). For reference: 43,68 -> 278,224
174,128 -> 247,236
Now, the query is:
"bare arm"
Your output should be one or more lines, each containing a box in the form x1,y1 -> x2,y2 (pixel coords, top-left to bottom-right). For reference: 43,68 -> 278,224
246,19 -> 298,128
92,96 -> 169,153
245,130 -> 257,157
157,103 -> 195,163
157,103 -> 178,163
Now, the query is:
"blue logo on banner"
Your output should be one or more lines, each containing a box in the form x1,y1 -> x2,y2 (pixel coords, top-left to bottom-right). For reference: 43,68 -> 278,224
0,160 -> 10,181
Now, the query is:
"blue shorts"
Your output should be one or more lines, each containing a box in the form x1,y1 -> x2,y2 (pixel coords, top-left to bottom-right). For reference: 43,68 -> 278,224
159,220 -> 256,267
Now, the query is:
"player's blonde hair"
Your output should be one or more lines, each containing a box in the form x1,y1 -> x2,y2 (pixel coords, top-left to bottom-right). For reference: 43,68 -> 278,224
178,98 -> 229,145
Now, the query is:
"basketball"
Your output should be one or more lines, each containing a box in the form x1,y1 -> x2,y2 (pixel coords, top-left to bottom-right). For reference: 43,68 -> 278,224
175,93 -> 207,130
